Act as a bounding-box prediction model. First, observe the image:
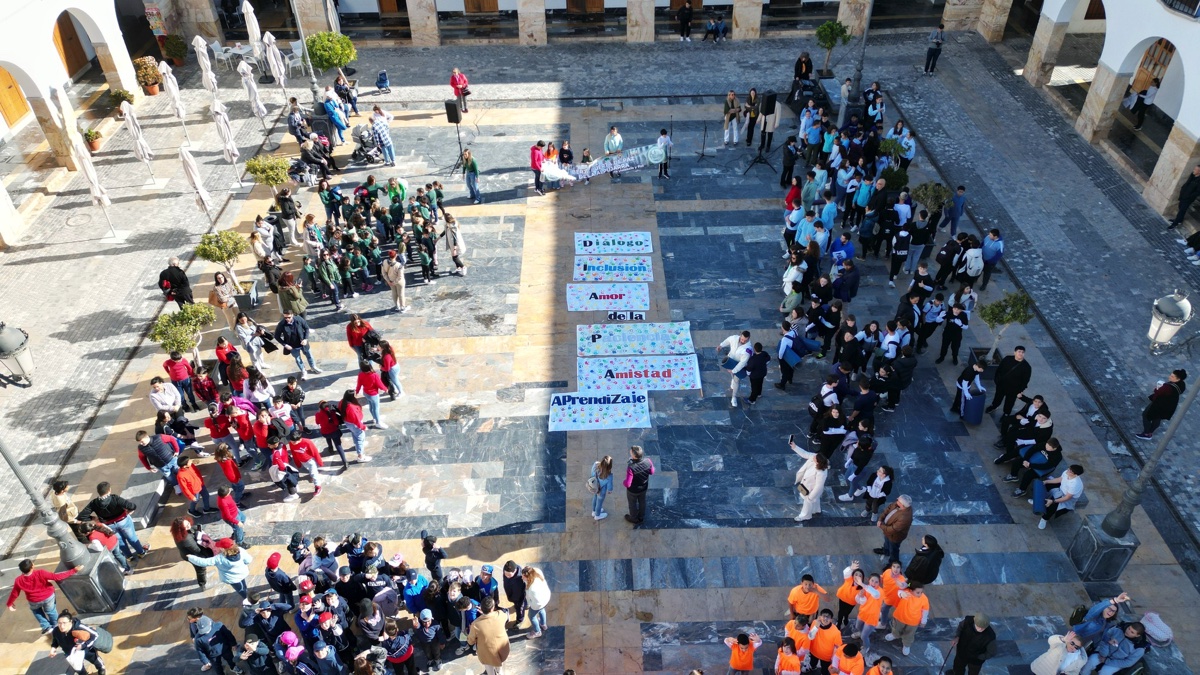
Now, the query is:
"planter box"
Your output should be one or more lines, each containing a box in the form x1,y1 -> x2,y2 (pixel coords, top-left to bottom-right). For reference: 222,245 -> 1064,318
968,346 -> 1000,379
234,278 -> 260,312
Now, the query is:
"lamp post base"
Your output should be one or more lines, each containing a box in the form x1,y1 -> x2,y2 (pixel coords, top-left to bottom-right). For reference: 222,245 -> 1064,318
57,551 -> 125,614
1068,514 -> 1140,582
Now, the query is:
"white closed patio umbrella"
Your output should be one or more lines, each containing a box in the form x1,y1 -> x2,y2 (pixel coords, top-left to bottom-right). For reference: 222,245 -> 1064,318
157,61 -> 193,147
324,0 -> 341,35
262,32 -> 288,102
191,35 -> 219,95
180,146 -> 216,227
71,135 -> 117,239
241,0 -> 263,61
237,59 -> 274,149
211,98 -> 243,188
119,100 -> 160,187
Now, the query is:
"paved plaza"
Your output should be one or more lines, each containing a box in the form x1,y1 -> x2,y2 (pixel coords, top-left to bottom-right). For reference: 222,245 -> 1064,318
1,33 -> 1200,674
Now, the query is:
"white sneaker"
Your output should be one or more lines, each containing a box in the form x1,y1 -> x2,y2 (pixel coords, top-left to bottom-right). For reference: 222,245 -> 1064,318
174,485 -> 182,495
902,646 -> 910,656
853,487 -> 867,497
283,494 -> 300,502
837,493 -> 854,502
680,36 -> 685,41
731,396 -> 738,407
310,367 -> 323,374
1189,255 -> 1199,261
376,421 -> 389,429
598,511 -> 608,520
1179,241 -> 1190,248
352,292 -> 360,298
1038,518 -> 1047,530
194,450 -> 213,458
884,633 -> 895,642
782,252 -> 791,259
301,371 -> 309,380
686,37 -> 692,42
358,454 -> 371,462
888,280 -> 895,288
860,509 -> 870,517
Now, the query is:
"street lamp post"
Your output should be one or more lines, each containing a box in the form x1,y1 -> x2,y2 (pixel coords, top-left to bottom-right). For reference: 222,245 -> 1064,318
845,0 -> 876,129
0,435 -> 125,612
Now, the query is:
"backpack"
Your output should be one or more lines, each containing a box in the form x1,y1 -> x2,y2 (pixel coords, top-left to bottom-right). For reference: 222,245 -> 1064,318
808,392 -> 828,417
90,624 -> 114,653
935,240 -> 959,267
1068,604 -> 1088,627
964,251 -> 984,277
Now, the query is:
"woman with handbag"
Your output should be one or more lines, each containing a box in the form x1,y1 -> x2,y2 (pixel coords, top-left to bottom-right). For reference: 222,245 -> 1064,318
588,456 -> 613,521
450,68 -> 470,114
172,515 -> 214,589
279,272 -> 309,319
334,75 -> 359,117
322,91 -> 349,144
789,438 -> 828,523
235,313 -> 271,372
209,272 -> 240,334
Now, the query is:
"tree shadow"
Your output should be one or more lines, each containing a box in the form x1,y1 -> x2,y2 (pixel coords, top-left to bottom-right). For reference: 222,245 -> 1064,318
6,387 -> 100,439
49,310 -> 149,344
0,230 -> 188,266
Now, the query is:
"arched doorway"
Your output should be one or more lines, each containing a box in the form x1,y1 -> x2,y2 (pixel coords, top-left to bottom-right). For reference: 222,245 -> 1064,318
1107,37 -> 1182,177
53,11 -> 95,81
0,64 -> 30,131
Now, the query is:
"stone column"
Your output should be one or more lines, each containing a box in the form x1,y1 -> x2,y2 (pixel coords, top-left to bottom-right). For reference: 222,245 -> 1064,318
1144,124 -> 1200,216
518,0 -> 547,45
1023,17 -> 1068,88
406,0 -> 441,47
26,96 -> 78,172
93,43 -> 139,95
732,0 -> 762,40
976,0 -> 1014,43
169,0 -> 222,42
627,0 -> 656,42
293,0 -> 336,36
942,0 -> 984,31
837,0 -> 871,36
1075,62 -> 1132,143
0,180 -> 21,248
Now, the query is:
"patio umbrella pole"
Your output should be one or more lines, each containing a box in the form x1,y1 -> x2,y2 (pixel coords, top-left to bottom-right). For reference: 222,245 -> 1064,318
180,120 -> 192,147
99,202 -> 117,239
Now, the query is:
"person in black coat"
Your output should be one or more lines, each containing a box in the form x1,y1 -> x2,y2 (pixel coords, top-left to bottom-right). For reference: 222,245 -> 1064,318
191,613 -> 240,675
239,600 -> 294,645
833,260 -> 861,304
676,0 -> 693,40
949,614 -> 997,675
238,638 -> 276,675
987,347 -> 1033,415
883,346 -> 917,412
1137,369 -> 1187,439
171,516 -> 213,589
745,342 -> 772,404
50,611 -> 106,675
904,534 -> 944,585
1168,163 -> 1200,229
158,257 -> 194,309
501,560 -> 527,627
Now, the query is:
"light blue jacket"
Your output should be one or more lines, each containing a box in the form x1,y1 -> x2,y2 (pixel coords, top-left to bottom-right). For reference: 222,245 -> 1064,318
188,551 -> 253,584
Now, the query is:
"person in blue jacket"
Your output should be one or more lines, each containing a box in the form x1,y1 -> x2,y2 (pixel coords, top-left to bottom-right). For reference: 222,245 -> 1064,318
334,534 -> 371,574
401,568 -> 429,616
190,611 -> 240,675
1081,622 -> 1148,675
474,565 -> 500,606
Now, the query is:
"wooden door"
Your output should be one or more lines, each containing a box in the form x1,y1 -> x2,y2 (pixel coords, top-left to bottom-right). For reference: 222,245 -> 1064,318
567,0 -> 604,13
670,0 -> 700,10
54,13 -> 89,78
0,67 -> 29,128
464,0 -> 500,13
379,0 -> 400,13
1133,38 -> 1174,92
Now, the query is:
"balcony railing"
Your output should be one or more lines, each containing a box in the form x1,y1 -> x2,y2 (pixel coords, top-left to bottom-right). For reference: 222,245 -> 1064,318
1161,0 -> 1200,18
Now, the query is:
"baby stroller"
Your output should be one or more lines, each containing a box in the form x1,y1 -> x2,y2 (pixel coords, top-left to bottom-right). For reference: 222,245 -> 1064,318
351,124 -> 384,165
288,158 -> 318,187
375,70 -> 391,94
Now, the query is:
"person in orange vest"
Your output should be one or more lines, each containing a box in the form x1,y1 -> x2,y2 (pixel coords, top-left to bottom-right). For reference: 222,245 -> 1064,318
879,560 -> 906,626
784,614 -> 812,663
885,581 -> 929,655
724,631 -> 762,674
835,562 -> 866,629
787,573 -> 830,624
865,655 -> 893,675
776,636 -> 804,675
853,572 -> 884,659
807,609 -> 843,673
830,643 -> 866,675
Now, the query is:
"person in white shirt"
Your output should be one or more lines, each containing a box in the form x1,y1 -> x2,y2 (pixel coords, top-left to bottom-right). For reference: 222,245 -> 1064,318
718,331 -> 753,407
1133,78 -> 1159,130
1036,464 -> 1085,529
656,128 -> 674,180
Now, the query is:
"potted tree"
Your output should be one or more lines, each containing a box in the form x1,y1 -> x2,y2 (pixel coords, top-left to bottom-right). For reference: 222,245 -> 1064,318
83,128 -> 102,153
109,89 -> 135,118
195,230 -> 258,311
134,56 -> 162,96
911,181 -> 951,227
305,31 -> 356,78
148,302 -> 217,366
878,138 -> 908,193
244,155 -> 292,210
815,21 -> 851,79
162,34 -> 188,67
971,291 -> 1035,372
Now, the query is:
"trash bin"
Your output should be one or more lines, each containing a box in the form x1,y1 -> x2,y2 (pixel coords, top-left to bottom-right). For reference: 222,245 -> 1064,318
961,391 -> 986,425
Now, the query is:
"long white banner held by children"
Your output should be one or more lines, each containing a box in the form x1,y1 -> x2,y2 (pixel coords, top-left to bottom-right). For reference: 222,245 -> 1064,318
573,256 -> 654,282
566,283 -> 650,311
576,322 -> 695,357
574,232 -> 653,255
577,354 -> 702,392
548,391 -> 652,432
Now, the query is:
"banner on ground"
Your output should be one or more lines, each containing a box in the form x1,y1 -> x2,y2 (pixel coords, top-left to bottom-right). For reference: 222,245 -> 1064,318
576,322 -> 695,357
574,232 -> 654,255
566,283 -> 650,311
568,144 -> 666,181
573,256 -> 654,282
548,391 -> 652,432
577,354 -> 702,392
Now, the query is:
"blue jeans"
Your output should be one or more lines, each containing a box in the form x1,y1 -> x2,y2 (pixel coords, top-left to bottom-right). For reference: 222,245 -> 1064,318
466,171 -> 481,202
28,595 -> 58,631
381,143 -> 395,164
365,393 -> 381,424
229,579 -> 249,600
795,336 -> 823,357
289,344 -> 316,371
845,466 -> 868,493
109,514 -> 146,557
108,542 -> 130,571
881,536 -> 902,563
530,607 -> 547,634
592,488 -> 609,517
173,378 -> 199,408
232,479 -> 246,504
325,202 -> 340,225
941,211 -> 961,235
189,486 -> 213,516
229,512 -> 246,546
345,424 -> 366,456
328,283 -> 342,309
387,365 -> 404,396
160,456 -> 180,491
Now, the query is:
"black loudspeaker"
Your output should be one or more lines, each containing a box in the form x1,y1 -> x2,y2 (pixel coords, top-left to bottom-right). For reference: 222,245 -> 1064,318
445,100 -> 462,124
761,90 -> 778,114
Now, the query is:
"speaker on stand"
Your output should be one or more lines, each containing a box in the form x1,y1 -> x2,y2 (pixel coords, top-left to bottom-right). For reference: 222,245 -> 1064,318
445,100 -> 465,175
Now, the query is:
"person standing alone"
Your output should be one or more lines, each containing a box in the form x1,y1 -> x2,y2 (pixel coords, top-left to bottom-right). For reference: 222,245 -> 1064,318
949,613 -> 997,675
924,24 -> 945,75
987,346 -> 1032,415
450,68 -> 470,114
529,141 -> 546,196
624,445 -> 655,525
1136,369 -> 1186,440
677,0 -> 693,41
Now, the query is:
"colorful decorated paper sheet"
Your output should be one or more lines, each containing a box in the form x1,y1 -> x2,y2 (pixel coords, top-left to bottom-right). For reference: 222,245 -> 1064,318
573,256 -> 654,282
548,391 -> 652,432
576,322 -> 695,357
574,232 -> 654,255
577,355 -> 702,392
566,283 -> 650,311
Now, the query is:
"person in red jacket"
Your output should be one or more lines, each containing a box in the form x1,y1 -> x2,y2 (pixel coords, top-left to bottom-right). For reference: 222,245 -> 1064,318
530,140 -> 546,196
164,350 -> 201,412
215,443 -> 249,506
229,406 -> 259,469
217,485 -> 248,547
78,521 -> 133,575
177,457 -> 216,517
450,67 -> 469,113
269,438 -> 301,502
204,404 -> 239,462
355,361 -> 388,429
192,366 -> 220,405
346,315 -> 374,361
287,429 -> 325,496
339,391 -> 370,464
314,401 -> 348,470
6,559 -> 78,633
214,337 -> 239,387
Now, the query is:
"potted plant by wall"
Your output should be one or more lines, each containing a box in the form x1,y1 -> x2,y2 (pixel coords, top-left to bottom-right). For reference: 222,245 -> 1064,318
877,138 -> 908,193
195,230 -> 258,311
911,181 -> 951,227
970,291 -> 1035,372
244,154 -> 293,210
815,21 -> 851,79
83,128 -> 102,152
134,56 -> 162,96
304,31 -> 356,78
148,302 -> 217,367
109,89 -> 135,118
162,34 -> 188,67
